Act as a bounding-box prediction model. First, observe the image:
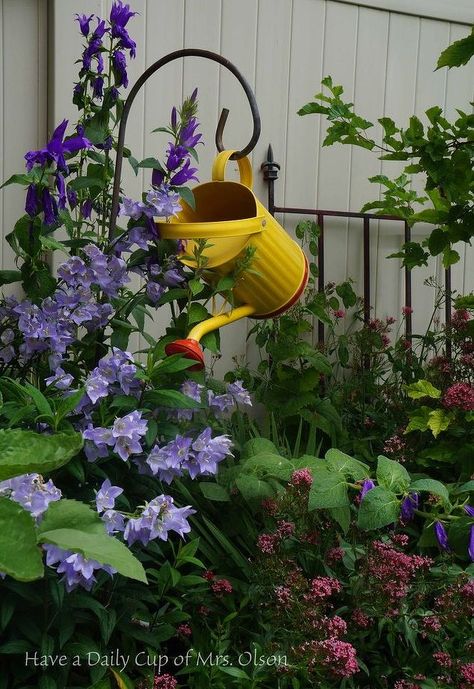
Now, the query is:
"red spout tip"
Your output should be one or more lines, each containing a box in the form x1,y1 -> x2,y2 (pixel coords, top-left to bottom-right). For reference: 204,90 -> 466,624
165,338 -> 205,371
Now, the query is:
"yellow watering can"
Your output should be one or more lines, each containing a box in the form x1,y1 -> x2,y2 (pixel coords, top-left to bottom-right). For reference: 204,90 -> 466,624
156,150 -> 308,370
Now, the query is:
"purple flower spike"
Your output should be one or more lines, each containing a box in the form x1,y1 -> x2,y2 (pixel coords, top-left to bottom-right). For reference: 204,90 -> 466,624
361,479 -> 375,499
469,525 -> 474,562
400,493 -> 419,522
434,521 -> 450,552
112,50 -> 128,88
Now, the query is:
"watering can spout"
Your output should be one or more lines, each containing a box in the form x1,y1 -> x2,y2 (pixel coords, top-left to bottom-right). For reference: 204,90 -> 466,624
165,304 -> 256,371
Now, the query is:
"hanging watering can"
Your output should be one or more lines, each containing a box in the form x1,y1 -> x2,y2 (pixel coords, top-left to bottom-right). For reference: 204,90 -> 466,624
156,150 -> 308,370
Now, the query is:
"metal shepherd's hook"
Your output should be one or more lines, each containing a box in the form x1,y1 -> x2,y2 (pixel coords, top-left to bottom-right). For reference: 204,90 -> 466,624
108,48 -> 261,240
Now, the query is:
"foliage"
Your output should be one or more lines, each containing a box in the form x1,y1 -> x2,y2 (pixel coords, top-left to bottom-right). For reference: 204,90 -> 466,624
298,25 -> 474,271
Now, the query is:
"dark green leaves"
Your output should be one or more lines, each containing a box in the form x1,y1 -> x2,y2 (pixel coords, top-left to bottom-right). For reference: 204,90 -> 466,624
357,486 -> 399,530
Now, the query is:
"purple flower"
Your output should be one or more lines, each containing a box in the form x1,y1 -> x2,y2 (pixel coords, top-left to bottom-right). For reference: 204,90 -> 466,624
190,428 -> 233,477
146,187 -> 181,217
464,505 -> 474,518
45,367 -> 74,390
95,479 -> 123,513
42,188 -> 58,225
163,268 -> 185,287
112,50 -> 128,88
146,436 -> 191,484
81,199 -> 93,219
469,525 -> 474,562
146,281 -> 165,303
170,159 -> 198,186
208,391 -> 235,416
85,373 -> 109,404
110,1 -> 137,57
227,380 -> 252,407
25,119 -> 92,173
124,495 -> 195,546
44,544 -> 115,592
25,184 -> 39,216
102,509 -> 126,535
361,479 -> 375,499
92,76 -> 104,99
0,474 -> 61,519
180,116 -> 202,149
400,493 -> 419,522
75,13 -> 94,36
434,521 -> 450,552
119,197 -> 148,220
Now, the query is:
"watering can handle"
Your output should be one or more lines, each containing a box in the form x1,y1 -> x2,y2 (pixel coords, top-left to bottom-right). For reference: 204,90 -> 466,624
212,150 -> 253,189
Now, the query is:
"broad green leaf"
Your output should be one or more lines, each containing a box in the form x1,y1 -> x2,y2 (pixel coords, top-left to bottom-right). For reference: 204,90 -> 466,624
326,448 -> 369,480
427,409 -> 452,438
406,380 -> 441,399
292,455 -> 326,472
0,429 -> 83,480
38,529 -> 147,583
376,455 -> 410,493
177,186 -> 196,211
199,482 -> 230,502
110,669 -> 134,689
455,480 -> 474,494
37,500 -> 105,536
235,475 -> 275,502
405,406 -> 431,434
0,498 -> 44,581
187,302 -> 209,325
241,437 -> 279,459
357,486 -> 400,530
242,453 -> 293,481
409,479 -> 450,504
308,470 -> 349,510
151,355 -> 197,378
329,506 -> 351,533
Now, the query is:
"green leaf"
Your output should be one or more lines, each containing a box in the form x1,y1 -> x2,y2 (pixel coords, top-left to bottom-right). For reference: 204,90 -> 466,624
329,506 -> 351,533
235,475 -> 275,502
442,247 -> 460,268
199,482 -> 230,502
357,486 -> 400,530
405,406 -> 431,434
40,236 -> 68,254
410,479 -> 450,504
38,529 -> 147,583
143,389 -> 203,409
376,455 -> 410,493
242,453 -> 293,480
37,500 -> 105,536
0,173 -> 32,189
437,30 -> 474,69
241,437 -> 279,458
455,480 -> 474,494
406,380 -> 441,399
24,382 -> 54,419
177,186 -> 195,211
0,498 -> 44,581
0,429 -> 83,480
335,281 -> 357,308
0,270 -> 22,286
187,302 -> 209,325
151,355 -> 197,378
68,176 -> 105,191
325,448 -> 369,480
427,409 -> 452,438
308,469 -> 349,510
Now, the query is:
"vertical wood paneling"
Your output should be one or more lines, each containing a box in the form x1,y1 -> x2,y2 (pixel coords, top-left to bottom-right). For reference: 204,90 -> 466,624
3,1 -> 473,370
0,0 -> 48,276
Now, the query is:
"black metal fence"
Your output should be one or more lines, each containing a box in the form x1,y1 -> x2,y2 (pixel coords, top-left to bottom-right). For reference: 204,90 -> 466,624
261,145 -> 452,356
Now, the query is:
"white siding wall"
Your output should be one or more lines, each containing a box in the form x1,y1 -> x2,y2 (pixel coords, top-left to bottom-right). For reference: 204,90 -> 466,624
0,0 -> 48,277
1,1 -> 473,373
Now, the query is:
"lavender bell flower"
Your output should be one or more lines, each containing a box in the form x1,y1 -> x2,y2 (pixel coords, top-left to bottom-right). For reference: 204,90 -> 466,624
469,526 -> 474,562
25,119 -> 92,173
110,0 -> 137,57
146,282 -> 165,303
170,159 -> 199,186
44,544 -> 115,592
360,479 -> 375,499
0,474 -> 61,519
464,505 -> 474,518
434,521 -> 450,552
400,493 -> 419,522
227,380 -> 252,407
95,479 -> 123,513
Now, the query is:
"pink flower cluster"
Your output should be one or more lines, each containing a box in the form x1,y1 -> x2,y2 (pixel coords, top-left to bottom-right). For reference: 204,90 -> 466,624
257,520 -> 296,554
211,578 -> 233,595
154,675 -> 177,689
305,576 -> 341,602
314,638 -> 359,678
364,541 -> 432,611
442,382 -> 474,411
351,608 -> 371,628
290,468 -> 313,487
394,681 -> 420,689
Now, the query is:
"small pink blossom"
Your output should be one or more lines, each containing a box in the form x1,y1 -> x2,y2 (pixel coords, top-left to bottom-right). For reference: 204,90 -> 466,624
290,468 -> 313,487
433,651 -> 452,668
402,306 -> 413,315
211,578 -> 233,595
333,309 -> 346,319
460,663 -> 474,683
305,576 -> 341,602
176,623 -> 192,637
154,675 -> 177,689
443,382 -> 474,411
